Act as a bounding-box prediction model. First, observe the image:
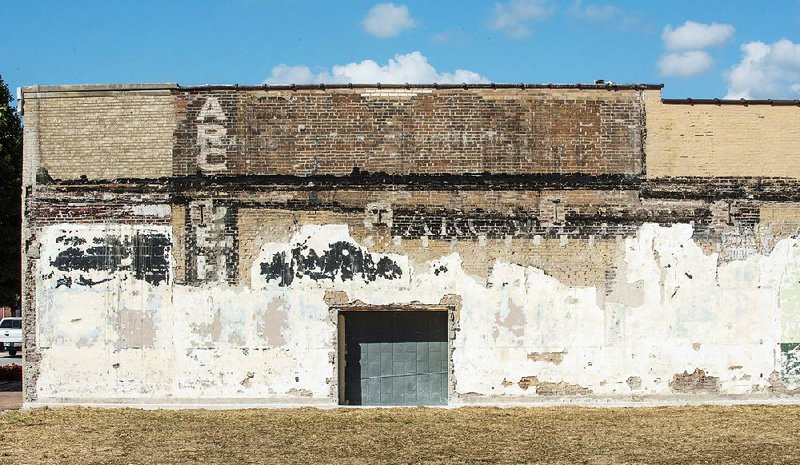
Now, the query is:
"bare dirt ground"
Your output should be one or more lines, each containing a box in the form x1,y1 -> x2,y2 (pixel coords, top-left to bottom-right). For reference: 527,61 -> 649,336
0,405 -> 798,464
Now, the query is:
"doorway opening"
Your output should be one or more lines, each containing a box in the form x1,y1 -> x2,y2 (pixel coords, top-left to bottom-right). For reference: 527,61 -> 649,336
337,309 -> 449,406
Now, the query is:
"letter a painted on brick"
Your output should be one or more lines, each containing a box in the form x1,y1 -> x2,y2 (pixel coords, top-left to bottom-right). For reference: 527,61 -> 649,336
197,97 -> 227,121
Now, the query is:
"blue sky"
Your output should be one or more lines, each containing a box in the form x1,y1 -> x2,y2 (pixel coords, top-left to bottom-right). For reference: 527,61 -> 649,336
2,0 -> 800,100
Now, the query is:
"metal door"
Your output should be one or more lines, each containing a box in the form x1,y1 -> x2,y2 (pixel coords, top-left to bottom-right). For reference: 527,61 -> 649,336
343,311 -> 448,406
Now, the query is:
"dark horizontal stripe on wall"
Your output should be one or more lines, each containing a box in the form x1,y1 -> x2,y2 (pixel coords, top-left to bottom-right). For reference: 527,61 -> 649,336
642,177 -> 800,202
38,172 -> 645,192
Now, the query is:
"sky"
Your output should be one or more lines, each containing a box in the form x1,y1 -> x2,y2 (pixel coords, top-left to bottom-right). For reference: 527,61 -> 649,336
2,0 -> 800,102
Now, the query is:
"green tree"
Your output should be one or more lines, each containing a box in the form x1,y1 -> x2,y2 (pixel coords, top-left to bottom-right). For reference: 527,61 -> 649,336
0,75 -> 23,308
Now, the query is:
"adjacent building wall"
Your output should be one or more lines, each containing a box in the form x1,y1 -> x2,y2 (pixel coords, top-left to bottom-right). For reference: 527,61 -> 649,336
645,90 -> 800,178
23,84 -> 176,181
20,84 -> 800,406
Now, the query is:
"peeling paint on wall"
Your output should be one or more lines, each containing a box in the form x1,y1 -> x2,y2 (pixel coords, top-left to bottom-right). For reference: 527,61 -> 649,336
41,225 -> 171,287
259,240 -> 402,287
29,220 -> 800,404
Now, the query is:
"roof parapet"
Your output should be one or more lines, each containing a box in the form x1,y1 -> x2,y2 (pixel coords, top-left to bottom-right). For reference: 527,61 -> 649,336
20,83 -> 179,101
178,82 -> 664,91
19,82 -> 664,95
21,82 -> 799,106
662,98 -> 800,106
21,83 -> 179,93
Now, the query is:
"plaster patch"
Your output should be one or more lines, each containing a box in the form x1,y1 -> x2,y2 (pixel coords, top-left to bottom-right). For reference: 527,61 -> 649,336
257,297 -> 288,347
116,309 -> 156,349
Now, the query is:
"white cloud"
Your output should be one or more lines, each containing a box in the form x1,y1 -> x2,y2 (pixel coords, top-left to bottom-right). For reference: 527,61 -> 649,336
662,21 -> 734,50
568,0 -> 643,30
568,0 -> 618,22
489,0 -> 554,38
263,52 -> 489,85
264,65 -> 316,85
658,51 -> 714,77
724,39 -> 800,99
657,21 -> 733,80
431,32 -> 451,43
362,3 -> 415,38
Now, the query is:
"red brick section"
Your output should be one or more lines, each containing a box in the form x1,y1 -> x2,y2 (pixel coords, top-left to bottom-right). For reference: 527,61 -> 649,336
26,191 -> 172,228
173,89 -> 645,177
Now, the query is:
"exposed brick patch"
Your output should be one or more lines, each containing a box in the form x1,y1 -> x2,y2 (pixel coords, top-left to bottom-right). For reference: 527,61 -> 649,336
323,290 -> 350,306
626,376 -> 642,390
517,376 -> 592,396
527,351 -> 565,364
518,376 -> 539,390
768,371 -> 800,396
669,369 -> 720,393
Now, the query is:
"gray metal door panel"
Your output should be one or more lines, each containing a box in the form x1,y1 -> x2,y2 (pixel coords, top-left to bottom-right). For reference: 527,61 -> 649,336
343,311 -> 448,406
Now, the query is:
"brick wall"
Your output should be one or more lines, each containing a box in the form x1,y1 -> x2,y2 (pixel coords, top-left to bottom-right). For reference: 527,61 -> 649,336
173,88 -> 645,177
644,90 -> 800,178
18,83 -> 800,404
23,85 -> 175,181
22,85 -> 800,182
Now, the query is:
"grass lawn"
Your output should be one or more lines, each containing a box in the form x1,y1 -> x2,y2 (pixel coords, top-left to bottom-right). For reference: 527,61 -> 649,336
0,405 -> 798,464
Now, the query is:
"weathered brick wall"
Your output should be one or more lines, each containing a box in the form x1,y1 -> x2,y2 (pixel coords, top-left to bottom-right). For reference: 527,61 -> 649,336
173,88 -> 645,177
23,86 -> 800,182
645,90 -> 800,178
234,200 -> 626,289
19,83 -> 800,406
23,85 -> 175,181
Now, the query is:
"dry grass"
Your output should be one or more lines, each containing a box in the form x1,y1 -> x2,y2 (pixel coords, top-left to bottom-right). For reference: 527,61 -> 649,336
0,405 -> 798,464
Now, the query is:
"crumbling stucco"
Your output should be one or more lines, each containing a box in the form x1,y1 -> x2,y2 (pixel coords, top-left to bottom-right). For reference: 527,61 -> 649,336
669,369 -> 721,393
29,221 -> 800,404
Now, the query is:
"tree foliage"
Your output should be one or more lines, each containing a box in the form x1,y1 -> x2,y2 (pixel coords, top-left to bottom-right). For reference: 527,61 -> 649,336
0,75 -> 23,307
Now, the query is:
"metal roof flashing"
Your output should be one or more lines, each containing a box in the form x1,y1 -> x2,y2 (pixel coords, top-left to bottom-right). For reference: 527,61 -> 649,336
20,82 -> 664,94
662,98 -> 800,106
20,82 -> 796,105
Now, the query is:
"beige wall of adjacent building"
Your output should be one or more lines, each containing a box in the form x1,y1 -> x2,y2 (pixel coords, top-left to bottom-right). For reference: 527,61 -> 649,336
22,87 -> 175,181
644,90 -> 800,178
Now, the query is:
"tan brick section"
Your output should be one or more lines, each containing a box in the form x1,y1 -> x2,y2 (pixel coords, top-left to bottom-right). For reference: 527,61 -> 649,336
23,86 -> 174,180
644,90 -> 800,178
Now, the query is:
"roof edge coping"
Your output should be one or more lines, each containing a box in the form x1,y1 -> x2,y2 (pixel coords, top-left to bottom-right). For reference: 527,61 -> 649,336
20,82 -> 664,94
662,98 -> 800,106
178,82 -> 664,91
21,83 -> 179,94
